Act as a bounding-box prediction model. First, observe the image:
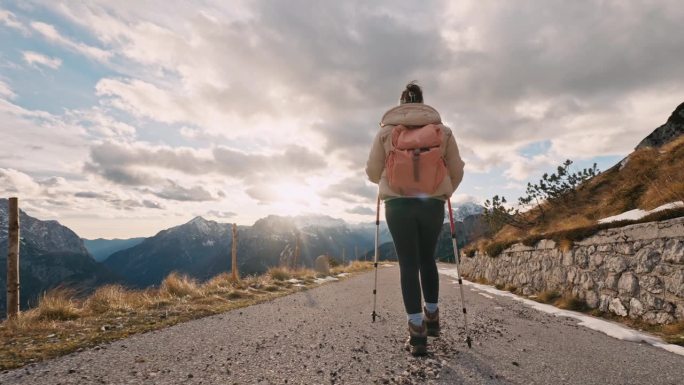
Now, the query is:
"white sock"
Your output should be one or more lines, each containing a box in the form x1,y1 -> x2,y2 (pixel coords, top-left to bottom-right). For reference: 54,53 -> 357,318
425,302 -> 438,313
407,312 -> 423,326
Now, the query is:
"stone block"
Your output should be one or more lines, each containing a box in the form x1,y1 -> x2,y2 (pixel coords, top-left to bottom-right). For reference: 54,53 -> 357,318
589,253 -> 604,268
617,272 -> 639,296
639,275 -> 663,294
314,255 -> 330,274
599,294 -> 611,312
537,239 -> 556,249
580,273 -> 595,290
509,243 -> 534,252
629,298 -> 645,318
576,252 -> 589,269
634,248 -> 661,274
676,304 -> 684,321
662,239 -> 684,264
605,273 -> 620,290
654,312 -> 675,324
663,269 -> 684,297
609,298 -> 628,316
562,251 -> 574,266
617,243 -> 634,255
640,292 -> 664,309
605,256 -> 627,273
597,244 -> 613,253
585,291 -> 599,308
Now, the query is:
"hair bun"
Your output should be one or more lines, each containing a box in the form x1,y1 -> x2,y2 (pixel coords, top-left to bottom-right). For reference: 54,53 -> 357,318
400,81 -> 423,104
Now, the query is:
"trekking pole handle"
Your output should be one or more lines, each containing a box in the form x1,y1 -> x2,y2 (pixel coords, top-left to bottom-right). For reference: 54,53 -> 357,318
375,195 -> 380,225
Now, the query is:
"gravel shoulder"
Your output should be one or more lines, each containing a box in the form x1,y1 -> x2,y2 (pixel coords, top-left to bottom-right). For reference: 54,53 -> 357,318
1,265 -> 682,385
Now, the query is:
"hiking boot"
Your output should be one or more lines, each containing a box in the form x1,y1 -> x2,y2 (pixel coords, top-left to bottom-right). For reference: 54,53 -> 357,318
424,307 -> 440,337
405,321 -> 427,356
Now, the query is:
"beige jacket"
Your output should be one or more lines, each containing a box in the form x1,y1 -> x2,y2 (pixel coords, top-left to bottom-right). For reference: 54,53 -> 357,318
365,103 -> 465,200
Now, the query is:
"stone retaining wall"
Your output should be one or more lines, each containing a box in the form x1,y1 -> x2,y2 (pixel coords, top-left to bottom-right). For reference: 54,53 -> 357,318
460,217 -> 684,324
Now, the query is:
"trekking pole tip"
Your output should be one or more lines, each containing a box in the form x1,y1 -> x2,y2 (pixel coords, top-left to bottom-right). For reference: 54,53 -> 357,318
466,336 -> 472,348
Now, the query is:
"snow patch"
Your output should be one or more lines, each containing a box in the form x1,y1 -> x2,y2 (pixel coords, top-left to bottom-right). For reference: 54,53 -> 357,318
336,273 -> 350,277
598,201 -> 684,224
286,278 -> 303,284
478,292 -> 494,299
381,263 -> 394,267
314,276 -> 339,284
439,267 -> 684,357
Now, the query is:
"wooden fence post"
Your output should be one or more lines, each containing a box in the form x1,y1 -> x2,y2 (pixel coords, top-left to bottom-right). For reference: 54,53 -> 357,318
231,223 -> 239,281
293,232 -> 300,269
7,197 -> 20,318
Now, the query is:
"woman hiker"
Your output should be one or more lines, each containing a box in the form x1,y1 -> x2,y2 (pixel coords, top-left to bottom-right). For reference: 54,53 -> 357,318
365,82 -> 465,356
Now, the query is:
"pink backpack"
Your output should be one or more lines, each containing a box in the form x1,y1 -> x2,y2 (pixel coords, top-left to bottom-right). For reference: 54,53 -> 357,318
386,124 -> 447,196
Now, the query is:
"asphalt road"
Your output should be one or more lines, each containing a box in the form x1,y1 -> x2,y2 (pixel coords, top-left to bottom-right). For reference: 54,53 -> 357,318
1,265 -> 682,384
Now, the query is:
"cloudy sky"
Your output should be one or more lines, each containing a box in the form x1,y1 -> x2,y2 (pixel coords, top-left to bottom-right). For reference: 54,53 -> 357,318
1,1 -> 682,239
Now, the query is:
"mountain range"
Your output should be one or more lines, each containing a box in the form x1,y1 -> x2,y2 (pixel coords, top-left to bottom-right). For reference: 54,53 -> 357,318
0,200 -> 483,309
103,214 -> 395,288
83,237 -> 145,262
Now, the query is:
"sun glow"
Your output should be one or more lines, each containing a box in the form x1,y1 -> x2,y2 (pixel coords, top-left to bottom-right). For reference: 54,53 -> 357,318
263,180 -> 324,216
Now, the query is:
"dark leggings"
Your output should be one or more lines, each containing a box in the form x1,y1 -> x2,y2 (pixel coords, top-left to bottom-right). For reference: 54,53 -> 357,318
385,198 -> 444,315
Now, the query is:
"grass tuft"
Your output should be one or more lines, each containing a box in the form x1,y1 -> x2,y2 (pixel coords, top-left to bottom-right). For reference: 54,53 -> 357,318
160,272 -> 204,298
34,289 -> 81,321
536,290 -> 560,304
555,293 -> 589,311
267,267 -> 292,281
85,285 -> 142,314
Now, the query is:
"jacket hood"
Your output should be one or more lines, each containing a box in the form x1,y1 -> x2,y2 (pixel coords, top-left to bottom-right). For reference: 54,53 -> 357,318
380,104 -> 442,127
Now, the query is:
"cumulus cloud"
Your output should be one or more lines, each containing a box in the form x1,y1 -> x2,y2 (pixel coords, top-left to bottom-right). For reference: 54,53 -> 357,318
74,190 -> 165,210
0,79 -> 15,99
22,51 -> 62,69
148,181 -> 216,202
0,9 -> 27,32
321,177 -> 376,203
346,206 -> 374,216
203,210 -> 237,219
30,21 -> 111,61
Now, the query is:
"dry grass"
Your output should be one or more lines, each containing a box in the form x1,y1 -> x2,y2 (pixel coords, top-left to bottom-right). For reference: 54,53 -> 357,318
331,260 -> 373,275
267,267 -> 292,281
85,285 -> 143,314
33,289 -> 81,321
0,261 -> 372,370
203,273 -> 236,294
554,294 -> 589,312
536,290 -> 560,304
160,272 -> 204,298
558,239 -> 574,253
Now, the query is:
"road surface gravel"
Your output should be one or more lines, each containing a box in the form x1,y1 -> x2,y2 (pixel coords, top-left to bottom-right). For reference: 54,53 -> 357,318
0,264 -> 682,384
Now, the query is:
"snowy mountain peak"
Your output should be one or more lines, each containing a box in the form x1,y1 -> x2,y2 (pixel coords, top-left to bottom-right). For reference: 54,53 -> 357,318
189,216 -> 210,224
450,202 -> 485,222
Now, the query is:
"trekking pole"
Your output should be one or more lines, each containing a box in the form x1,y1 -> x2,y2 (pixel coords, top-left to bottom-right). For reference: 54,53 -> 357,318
447,200 -> 473,348
371,194 -> 380,322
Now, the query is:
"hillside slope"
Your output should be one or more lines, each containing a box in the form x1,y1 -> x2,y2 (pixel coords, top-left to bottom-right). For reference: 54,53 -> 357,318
490,104 -> 684,244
